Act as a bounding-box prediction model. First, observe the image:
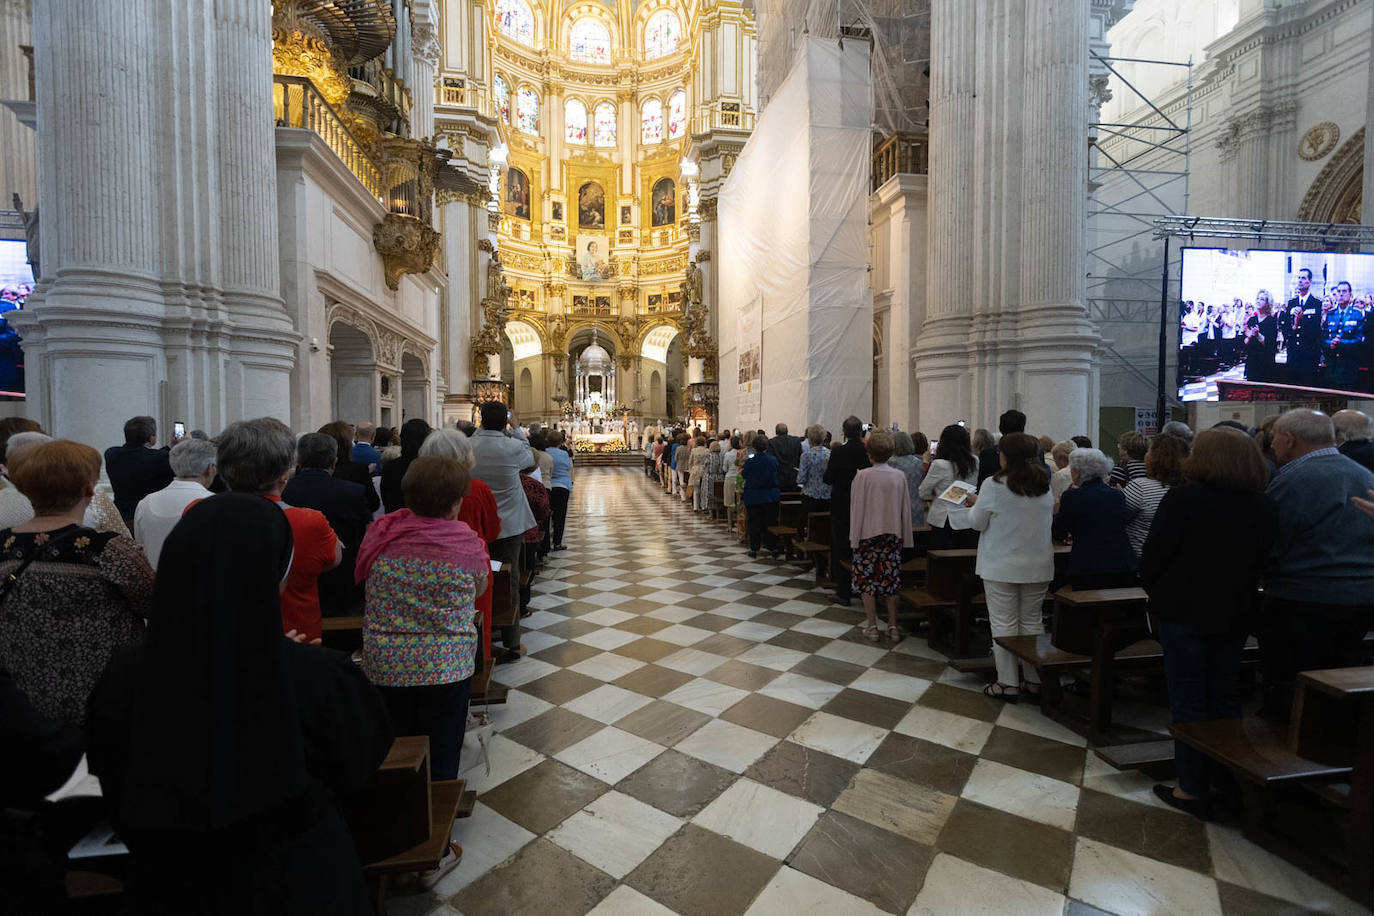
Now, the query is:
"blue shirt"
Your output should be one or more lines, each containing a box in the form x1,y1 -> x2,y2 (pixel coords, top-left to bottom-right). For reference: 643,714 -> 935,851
352,441 -> 382,472
797,446 -> 832,500
740,452 -> 781,506
550,448 -> 573,490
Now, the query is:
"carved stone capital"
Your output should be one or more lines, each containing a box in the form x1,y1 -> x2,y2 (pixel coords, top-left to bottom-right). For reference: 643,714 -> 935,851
694,249 -> 711,263
698,196 -> 718,221
373,214 -> 441,290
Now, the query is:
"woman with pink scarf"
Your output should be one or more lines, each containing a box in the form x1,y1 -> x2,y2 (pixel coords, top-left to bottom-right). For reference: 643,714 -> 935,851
356,456 -> 489,782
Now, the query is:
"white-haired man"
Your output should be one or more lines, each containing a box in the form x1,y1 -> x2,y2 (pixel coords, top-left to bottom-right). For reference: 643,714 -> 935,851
133,438 -> 218,568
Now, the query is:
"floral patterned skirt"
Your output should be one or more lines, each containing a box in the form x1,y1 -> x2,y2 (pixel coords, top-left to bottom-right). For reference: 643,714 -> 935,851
852,533 -> 903,597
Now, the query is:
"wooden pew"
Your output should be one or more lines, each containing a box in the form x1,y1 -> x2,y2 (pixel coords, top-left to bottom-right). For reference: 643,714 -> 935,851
793,511 -> 831,583
768,500 -> 804,556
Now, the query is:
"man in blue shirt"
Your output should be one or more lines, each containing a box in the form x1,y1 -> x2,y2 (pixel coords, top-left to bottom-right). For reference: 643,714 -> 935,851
351,421 -> 382,474
1321,281 -> 1365,391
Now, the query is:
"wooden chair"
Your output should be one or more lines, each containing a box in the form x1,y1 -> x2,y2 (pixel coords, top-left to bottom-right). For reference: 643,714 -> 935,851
768,501 -> 804,556
793,511 -> 831,583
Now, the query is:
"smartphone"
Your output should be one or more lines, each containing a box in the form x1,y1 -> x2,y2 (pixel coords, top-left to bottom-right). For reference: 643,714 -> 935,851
173,421 -> 186,439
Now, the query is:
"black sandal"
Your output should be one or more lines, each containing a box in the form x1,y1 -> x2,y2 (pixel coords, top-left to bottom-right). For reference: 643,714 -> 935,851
982,682 -> 1019,703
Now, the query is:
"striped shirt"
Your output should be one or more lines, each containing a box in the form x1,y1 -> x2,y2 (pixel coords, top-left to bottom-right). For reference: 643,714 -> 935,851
1122,476 -> 1170,557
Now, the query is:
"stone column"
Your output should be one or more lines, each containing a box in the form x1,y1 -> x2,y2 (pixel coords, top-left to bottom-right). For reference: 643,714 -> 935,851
1364,46 -> 1374,246
0,0 -> 36,209
876,175 -> 926,431
410,4 -> 441,141
914,0 -> 978,431
440,196 -> 476,418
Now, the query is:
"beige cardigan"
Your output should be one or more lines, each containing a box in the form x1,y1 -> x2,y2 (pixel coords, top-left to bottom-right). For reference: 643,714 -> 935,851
850,463 -> 915,548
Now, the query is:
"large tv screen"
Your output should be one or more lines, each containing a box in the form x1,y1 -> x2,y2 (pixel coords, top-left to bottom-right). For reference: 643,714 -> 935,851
1178,247 -> 1374,403
0,240 -> 30,398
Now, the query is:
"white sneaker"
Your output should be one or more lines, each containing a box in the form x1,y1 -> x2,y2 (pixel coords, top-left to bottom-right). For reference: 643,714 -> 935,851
418,844 -> 462,889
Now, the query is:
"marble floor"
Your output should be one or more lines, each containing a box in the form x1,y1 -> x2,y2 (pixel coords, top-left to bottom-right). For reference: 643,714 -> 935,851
391,468 -> 1363,916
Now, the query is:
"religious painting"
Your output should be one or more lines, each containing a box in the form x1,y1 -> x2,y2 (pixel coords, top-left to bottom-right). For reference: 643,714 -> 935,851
551,200 -> 564,222
578,181 -> 606,228
576,233 -> 611,281
651,177 -> 676,227
647,293 -> 662,312
595,296 -> 612,314
620,204 -> 632,224
504,167 -> 530,220
737,293 -> 763,422
572,295 -> 590,312
667,290 -> 682,307
517,288 -> 536,307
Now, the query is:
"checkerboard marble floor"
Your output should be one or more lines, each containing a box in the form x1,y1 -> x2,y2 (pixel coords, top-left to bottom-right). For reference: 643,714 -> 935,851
392,468 -> 1364,916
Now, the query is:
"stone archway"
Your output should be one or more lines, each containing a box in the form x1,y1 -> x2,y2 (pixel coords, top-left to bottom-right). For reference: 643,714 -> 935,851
1297,127 -> 1364,226
401,350 -> 429,424
328,319 -> 378,426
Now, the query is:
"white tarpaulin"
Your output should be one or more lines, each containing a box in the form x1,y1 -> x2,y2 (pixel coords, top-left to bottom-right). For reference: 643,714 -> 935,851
718,37 -> 873,434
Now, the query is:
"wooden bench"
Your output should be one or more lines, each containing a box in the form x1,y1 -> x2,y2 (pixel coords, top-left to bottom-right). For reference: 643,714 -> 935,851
793,511 -> 831,582
768,501 -> 805,556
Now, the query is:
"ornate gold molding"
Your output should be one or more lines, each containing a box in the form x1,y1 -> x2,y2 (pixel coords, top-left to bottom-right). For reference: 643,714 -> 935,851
698,197 -> 717,221
695,249 -> 711,262
373,214 -> 441,290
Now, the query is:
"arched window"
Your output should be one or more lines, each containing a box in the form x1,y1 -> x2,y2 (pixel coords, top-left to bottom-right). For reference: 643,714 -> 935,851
569,17 -> 611,64
493,74 -> 510,123
641,98 -> 663,144
667,89 -> 687,140
593,101 -> 617,147
516,86 -> 539,135
644,9 -> 681,59
565,99 -> 588,144
495,0 -> 534,45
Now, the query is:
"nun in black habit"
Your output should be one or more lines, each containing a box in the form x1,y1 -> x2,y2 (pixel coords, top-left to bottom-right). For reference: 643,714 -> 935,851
86,493 -> 393,914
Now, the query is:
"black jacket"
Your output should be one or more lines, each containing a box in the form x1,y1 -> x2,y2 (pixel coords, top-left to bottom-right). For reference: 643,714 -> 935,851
767,435 -> 803,489
1140,483 -> 1277,634
1052,479 -> 1137,584
332,460 -> 380,514
823,438 -> 870,522
283,469 -> 371,614
977,446 -> 1000,487
104,444 -> 174,520
1339,439 -> 1374,475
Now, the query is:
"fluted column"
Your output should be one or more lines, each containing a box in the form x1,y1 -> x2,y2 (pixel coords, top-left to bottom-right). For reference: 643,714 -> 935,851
1366,48 -> 1374,248
0,0 -> 36,208
440,196 -> 476,419
410,5 -> 441,141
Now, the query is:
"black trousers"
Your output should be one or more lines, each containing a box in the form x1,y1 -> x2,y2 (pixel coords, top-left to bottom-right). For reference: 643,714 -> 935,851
746,501 -> 779,553
489,534 -> 523,650
1260,595 -> 1373,719
376,678 -> 471,780
550,486 -> 570,546
1156,620 -> 1245,797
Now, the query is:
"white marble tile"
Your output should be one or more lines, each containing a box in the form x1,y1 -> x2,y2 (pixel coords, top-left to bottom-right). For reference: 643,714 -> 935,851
530,578 -> 573,593
693,778 -> 824,858
555,726 -> 665,784
651,624 -> 715,646
545,790 -> 682,879
789,617 -> 852,638
579,591 -> 634,609
662,677 -> 752,716
493,689 -> 554,729
909,853 -> 1066,916
692,574 -> 738,587
585,578 -> 632,592
675,718 -> 780,773
521,610 -> 571,630
994,701 -> 1089,748
517,630 -> 566,655
639,589 -> 696,606
893,705 -> 994,755
1079,753 -> 1176,812
572,628 -> 643,651
758,585 -> 808,599
527,593 -> 572,611
578,607 -> 636,627
772,599 -> 826,617
562,684 -> 654,724
961,759 -> 1079,831
1206,823 -> 1367,914
736,643 -> 810,671
586,885 -> 679,916
889,637 -> 948,660
1069,838 -> 1222,916
758,672 -> 846,709
936,666 -> 992,693
722,621 -> 785,642
848,668 -> 932,703
816,639 -> 888,667
642,576 -> 690,589
568,652 -> 647,682
745,572 -> 789,584
430,802 -> 536,895
463,734 -> 544,794
787,711 -> 888,764
490,656 -> 562,687
646,604 -> 702,623
701,586 -> 751,602
744,865 -> 885,916
711,602 -> 768,621
657,647 -> 730,676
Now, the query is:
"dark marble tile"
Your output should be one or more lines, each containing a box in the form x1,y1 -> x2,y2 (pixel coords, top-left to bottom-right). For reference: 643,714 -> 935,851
626,824 -> 779,916
737,593 -> 782,609
787,809 -> 935,913
936,799 -> 1073,892
500,707 -> 605,757
614,699 -> 711,747
751,610 -> 808,629
530,640 -> 605,668
677,595 -> 725,611
612,663 -> 696,698
792,654 -> 867,686
813,604 -> 861,623
451,838 -> 616,916
616,597 -> 676,614
704,659 -> 781,691
559,586 -> 600,600
692,632 -> 757,658
766,629 -> 831,654
611,615 -> 673,636
865,732 -> 978,796
1074,788 -> 1213,874
611,637 -> 681,663
980,725 -> 1086,786
536,617 -> 603,640
518,669 -> 603,705
822,688 -> 915,731
1065,901 -> 1116,916
680,612 -> 739,632
1216,881 -> 1312,916
745,739 -> 860,807
615,750 -> 738,817
917,681 -> 1003,722
477,759 -> 609,835
873,651 -> 947,680
611,585 -> 661,599
721,693 -> 815,738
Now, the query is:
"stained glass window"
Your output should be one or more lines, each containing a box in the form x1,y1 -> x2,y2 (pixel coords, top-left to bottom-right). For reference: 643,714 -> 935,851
496,0 -> 534,45
565,99 -> 588,144
667,89 -> 687,140
569,18 -> 611,64
493,74 -> 510,123
641,98 -> 663,144
644,10 -> 681,60
593,101 -> 617,147
516,86 -> 539,135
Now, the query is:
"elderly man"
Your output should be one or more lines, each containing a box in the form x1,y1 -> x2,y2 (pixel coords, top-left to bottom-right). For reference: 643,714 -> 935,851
1333,409 -> 1374,474
470,401 -> 535,663
284,432 -> 371,615
767,422 -> 803,490
1263,408 -> 1374,718
105,416 -> 174,524
133,438 -> 217,568
218,418 -> 342,641
352,421 -> 381,475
